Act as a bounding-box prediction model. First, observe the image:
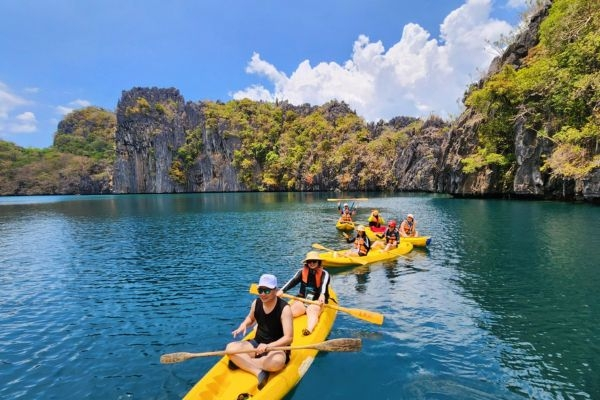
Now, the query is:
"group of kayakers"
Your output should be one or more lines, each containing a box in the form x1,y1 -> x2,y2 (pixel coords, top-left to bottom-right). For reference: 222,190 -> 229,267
340,207 -> 419,256
226,204 -> 418,391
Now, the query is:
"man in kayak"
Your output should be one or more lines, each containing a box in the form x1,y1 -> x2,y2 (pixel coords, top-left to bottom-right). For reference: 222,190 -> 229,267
343,225 -> 371,256
337,203 -> 354,225
226,274 -> 293,390
400,214 -> 419,237
337,202 -> 355,215
278,251 -> 331,336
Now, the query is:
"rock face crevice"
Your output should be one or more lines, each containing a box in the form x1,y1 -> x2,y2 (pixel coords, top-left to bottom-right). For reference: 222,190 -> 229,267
110,3 -> 598,202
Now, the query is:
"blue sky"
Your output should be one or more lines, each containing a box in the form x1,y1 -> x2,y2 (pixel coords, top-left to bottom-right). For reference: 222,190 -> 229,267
0,0 -> 530,148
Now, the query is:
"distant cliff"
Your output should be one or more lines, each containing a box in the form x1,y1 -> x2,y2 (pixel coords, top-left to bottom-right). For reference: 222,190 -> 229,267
108,1 -> 598,202
113,88 -> 246,193
2,0 -> 598,202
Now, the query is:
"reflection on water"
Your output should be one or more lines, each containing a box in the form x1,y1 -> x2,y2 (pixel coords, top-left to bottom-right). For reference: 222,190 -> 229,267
1,193 -> 598,399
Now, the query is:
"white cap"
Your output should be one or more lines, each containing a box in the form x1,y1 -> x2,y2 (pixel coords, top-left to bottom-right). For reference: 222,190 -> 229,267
258,274 -> 277,289
343,203 -> 349,207
407,214 -> 414,219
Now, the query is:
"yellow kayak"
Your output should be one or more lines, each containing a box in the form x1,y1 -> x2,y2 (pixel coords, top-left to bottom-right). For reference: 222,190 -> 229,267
364,226 -> 431,247
183,289 -> 339,400
335,220 -> 355,232
318,241 -> 413,268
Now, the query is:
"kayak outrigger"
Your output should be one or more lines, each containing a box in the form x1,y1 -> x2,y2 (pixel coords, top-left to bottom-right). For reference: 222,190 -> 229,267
314,241 -> 414,268
364,226 -> 431,247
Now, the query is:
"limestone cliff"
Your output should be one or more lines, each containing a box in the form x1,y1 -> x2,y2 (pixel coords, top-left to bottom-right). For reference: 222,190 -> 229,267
113,87 -> 245,193
109,1 -> 599,202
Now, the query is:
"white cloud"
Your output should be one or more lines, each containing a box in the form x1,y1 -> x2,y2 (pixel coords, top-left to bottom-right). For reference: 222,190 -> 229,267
56,99 -> 92,116
506,0 -> 529,9
0,82 -> 37,137
9,112 -> 37,133
0,81 -> 29,119
233,0 -> 515,121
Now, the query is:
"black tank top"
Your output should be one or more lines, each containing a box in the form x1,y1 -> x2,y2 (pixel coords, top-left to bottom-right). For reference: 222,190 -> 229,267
253,297 -> 288,344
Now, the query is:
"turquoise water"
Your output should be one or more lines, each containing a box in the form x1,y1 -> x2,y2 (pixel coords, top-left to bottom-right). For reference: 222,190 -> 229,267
0,193 -> 598,399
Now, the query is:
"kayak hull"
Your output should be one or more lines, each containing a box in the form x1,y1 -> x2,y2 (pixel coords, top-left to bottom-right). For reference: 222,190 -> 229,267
318,241 -> 413,268
364,227 -> 431,247
183,290 -> 339,400
335,221 -> 355,232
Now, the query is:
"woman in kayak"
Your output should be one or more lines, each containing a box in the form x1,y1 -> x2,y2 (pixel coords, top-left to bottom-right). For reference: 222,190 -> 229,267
367,209 -> 385,228
226,274 -> 293,390
400,214 -> 419,237
382,220 -> 400,251
343,225 -> 372,256
278,251 -> 331,336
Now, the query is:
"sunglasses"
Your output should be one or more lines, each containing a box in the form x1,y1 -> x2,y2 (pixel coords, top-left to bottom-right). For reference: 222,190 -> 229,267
257,287 -> 272,295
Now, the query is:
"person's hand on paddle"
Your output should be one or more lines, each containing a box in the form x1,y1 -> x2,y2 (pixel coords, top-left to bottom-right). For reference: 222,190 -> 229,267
255,342 -> 269,356
317,294 -> 326,305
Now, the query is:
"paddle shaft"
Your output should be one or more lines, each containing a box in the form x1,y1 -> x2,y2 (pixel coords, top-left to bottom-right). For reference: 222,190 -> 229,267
327,198 -> 368,202
160,338 -> 361,363
249,284 -> 384,325
282,292 -> 384,325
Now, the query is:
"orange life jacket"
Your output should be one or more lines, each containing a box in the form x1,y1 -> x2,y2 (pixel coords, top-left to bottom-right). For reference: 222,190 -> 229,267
301,266 -> 323,287
340,212 -> 353,222
385,228 -> 399,245
354,236 -> 369,256
402,221 -> 415,235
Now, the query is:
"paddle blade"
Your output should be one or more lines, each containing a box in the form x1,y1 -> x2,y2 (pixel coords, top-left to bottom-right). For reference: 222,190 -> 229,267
313,338 -> 362,352
343,307 -> 384,325
160,352 -> 195,364
312,243 -> 334,252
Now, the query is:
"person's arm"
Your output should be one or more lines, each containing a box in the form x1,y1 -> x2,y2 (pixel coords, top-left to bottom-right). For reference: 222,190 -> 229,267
318,270 -> 330,303
279,270 -> 301,294
270,305 -> 293,348
232,300 -> 257,338
399,221 -> 408,237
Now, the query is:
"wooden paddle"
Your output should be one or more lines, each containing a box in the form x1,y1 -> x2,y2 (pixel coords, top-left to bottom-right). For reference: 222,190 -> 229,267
250,284 -> 384,325
160,338 -> 362,364
327,198 -> 368,202
311,243 -> 369,265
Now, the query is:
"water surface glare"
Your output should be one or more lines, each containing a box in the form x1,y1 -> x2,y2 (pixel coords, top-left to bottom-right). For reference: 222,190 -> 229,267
1,193 -> 598,399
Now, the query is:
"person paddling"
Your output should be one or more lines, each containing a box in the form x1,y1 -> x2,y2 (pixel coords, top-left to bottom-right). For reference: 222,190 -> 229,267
226,274 -> 293,390
382,220 -> 400,251
278,251 -> 331,336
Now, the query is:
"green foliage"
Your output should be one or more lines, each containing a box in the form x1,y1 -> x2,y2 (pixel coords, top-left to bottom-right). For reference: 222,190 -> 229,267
53,107 -> 116,161
464,0 -> 600,180
0,140 -> 110,195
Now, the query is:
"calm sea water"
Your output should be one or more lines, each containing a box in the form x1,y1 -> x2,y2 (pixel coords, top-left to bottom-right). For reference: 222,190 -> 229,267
0,193 -> 598,400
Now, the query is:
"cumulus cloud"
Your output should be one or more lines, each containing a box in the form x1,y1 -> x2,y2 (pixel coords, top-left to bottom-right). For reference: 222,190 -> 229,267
56,99 -> 92,116
507,0 -> 530,8
233,0 -> 515,121
0,81 -> 37,137
9,112 -> 37,133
